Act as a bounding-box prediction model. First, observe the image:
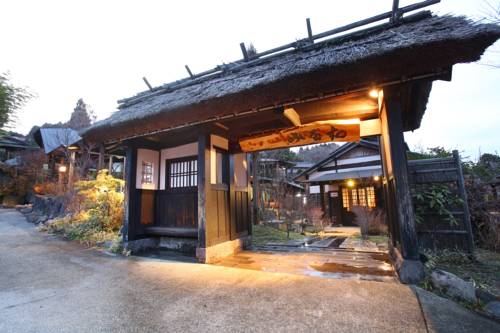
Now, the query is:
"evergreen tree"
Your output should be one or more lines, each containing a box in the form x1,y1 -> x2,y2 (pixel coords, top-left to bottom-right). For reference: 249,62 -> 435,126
67,98 -> 95,130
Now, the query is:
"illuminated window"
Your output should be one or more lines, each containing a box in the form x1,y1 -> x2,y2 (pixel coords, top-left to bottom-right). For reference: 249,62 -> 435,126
342,186 -> 376,210
351,189 -> 358,206
342,188 -> 350,211
168,158 -> 197,188
357,188 -> 367,207
366,186 -> 376,208
141,162 -> 153,184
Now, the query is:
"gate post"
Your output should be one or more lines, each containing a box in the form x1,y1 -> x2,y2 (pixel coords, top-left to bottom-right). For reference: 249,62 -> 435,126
380,86 -> 424,283
123,145 -> 138,242
196,134 -> 210,262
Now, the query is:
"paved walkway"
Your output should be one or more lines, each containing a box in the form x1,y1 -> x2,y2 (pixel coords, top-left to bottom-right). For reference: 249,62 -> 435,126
1,209 -> 499,332
213,250 -> 396,282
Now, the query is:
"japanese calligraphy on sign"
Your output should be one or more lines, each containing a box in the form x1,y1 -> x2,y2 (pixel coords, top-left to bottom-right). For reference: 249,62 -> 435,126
239,121 -> 360,152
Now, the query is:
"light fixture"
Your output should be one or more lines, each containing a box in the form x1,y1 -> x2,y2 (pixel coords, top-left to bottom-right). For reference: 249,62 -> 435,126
296,192 -> 302,198
369,89 -> 379,98
373,175 -> 380,181
58,165 -> 67,173
346,179 -> 355,187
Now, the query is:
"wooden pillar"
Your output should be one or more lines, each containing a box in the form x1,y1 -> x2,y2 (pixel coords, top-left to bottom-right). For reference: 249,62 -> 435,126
68,151 -> 76,190
381,87 -> 419,260
320,183 -> 326,212
251,152 -> 259,226
123,146 -> 138,242
196,134 -> 210,261
108,155 -> 113,174
97,144 -> 105,171
453,150 -> 474,253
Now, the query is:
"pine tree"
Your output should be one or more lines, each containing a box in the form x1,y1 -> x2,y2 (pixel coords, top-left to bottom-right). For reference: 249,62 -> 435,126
67,98 -> 95,130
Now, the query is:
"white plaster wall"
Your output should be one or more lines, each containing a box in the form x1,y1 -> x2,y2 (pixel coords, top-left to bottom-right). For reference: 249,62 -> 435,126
210,134 -> 228,184
234,153 -> 248,187
159,142 -> 198,190
136,149 -> 160,190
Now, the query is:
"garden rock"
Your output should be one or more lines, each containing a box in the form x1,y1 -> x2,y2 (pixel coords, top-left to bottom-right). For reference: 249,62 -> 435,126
19,206 -> 33,214
476,288 -> 498,304
430,270 -> 477,304
484,301 -> 500,320
36,215 -> 48,224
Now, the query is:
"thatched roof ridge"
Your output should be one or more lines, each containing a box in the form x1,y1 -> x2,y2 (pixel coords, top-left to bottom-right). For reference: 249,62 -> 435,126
84,12 -> 500,141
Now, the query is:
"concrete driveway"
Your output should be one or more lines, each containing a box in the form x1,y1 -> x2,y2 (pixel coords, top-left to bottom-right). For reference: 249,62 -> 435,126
0,209 -> 498,333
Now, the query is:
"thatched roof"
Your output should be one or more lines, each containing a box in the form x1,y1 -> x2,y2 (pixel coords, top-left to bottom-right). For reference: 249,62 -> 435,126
83,12 -> 500,143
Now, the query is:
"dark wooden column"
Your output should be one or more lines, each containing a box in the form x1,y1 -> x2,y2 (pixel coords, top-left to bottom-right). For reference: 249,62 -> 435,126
251,152 -> 259,226
197,134 -> 210,256
381,87 -> 419,260
97,144 -> 105,170
123,146 -> 138,242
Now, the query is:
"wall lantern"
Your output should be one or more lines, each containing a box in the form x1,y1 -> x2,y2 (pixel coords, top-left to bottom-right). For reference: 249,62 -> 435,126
369,89 -> 380,98
58,165 -> 67,173
346,179 -> 355,187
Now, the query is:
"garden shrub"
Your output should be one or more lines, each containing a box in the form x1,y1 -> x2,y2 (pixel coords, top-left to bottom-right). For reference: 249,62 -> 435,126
46,169 -> 124,246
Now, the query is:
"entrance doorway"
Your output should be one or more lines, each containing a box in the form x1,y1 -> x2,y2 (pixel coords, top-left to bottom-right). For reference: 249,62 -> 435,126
156,156 -> 198,229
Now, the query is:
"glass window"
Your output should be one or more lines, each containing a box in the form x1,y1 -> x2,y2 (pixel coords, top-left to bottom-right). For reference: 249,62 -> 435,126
142,161 -> 153,184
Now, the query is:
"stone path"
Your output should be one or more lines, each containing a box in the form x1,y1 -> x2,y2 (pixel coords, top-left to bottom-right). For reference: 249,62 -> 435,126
1,209 -> 499,333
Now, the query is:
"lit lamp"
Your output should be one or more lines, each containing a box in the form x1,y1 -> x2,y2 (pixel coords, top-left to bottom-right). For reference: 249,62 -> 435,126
373,175 -> 380,181
346,179 -> 355,187
58,165 -> 67,173
369,89 -> 380,98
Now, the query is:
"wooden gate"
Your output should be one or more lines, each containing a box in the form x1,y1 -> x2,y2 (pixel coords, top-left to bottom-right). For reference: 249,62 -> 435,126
153,156 -> 198,237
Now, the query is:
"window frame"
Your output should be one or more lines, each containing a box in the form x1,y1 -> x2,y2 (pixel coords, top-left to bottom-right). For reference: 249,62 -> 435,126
141,161 -> 154,184
165,155 -> 198,191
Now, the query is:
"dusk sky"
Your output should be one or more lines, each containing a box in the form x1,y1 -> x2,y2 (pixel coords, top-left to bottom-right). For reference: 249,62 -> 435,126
1,0 -> 498,160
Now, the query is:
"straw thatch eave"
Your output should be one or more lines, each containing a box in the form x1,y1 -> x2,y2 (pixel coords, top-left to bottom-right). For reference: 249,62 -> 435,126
83,12 -> 500,143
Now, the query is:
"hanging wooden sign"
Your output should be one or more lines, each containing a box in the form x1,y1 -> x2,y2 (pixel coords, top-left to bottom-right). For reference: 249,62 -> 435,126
239,120 -> 360,152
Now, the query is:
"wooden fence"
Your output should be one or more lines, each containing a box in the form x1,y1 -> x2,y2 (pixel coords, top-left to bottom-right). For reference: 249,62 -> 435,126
407,151 -> 474,253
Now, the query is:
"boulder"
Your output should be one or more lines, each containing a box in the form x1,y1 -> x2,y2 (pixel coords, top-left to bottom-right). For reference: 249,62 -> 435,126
19,206 -> 33,214
36,215 -> 48,224
476,288 -> 498,304
484,301 -> 500,320
430,270 -> 477,304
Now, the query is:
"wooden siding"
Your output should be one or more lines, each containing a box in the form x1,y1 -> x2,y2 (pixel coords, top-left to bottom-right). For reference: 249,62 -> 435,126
155,190 -> 198,229
140,190 -> 155,225
408,151 -> 473,253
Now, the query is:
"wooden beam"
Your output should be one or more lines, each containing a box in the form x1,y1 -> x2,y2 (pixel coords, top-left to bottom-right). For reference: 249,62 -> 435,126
283,107 -> 301,127
185,65 -> 194,78
240,42 -> 249,61
145,227 -> 198,238
360,118 -> 381,136
197,134 -> 209,260
453,150 -> 474,253
306,18 -> 313,42
142,77 -> 153,91
97,144 -> 105,170
123,146 -> 138,242
251,152 -> 259,226
381,87 -> 419,260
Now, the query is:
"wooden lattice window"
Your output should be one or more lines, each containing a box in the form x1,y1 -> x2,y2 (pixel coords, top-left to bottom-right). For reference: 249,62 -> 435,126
366,186 -> 376,208
342,186 -> 376,211
342,188 -> 350,211
142,161 -> 153,184
168,157 -> 197,189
